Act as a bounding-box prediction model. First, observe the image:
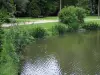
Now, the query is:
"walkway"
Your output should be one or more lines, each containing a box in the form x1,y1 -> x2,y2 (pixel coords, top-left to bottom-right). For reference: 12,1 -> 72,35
2,18 -> 100,27
2,20 -> 59,27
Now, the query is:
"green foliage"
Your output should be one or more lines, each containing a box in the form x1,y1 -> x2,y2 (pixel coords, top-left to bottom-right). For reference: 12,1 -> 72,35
27,0 -> 41,17
0,26 -> 34,75
0,8 -> 5,52
14,0 -> 28,17
67,23 -> 80,32
82,22 -> 99,30
75,7 -> 86,23
52,23 -> 67,35
37,0 -> 59,16
0,8 -> 10,23
59,6 -> 86,24
0,26 -> 3,52
32,27 -> 47,38
0,0 -> 16,15
58,6 -> 78,24
77,0 -> 90,14
6,28 -> 34,53
62,0 -> 90,15
58,6 -> 86,31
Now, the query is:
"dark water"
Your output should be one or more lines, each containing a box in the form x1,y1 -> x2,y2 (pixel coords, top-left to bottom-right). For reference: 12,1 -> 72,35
21,31 -> 100,75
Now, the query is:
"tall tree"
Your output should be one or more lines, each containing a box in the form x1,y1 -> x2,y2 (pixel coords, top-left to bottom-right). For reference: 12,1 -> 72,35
0,0 -> 15,15
14,0 -> 29,17
98,0 -> 100,18
27,0 -> 41,17
60,0 -> 62,11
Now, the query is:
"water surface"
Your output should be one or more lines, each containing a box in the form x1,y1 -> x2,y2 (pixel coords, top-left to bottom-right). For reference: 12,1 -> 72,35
21,31 -> 100,75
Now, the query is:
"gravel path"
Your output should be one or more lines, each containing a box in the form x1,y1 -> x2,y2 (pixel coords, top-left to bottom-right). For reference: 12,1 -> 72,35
2,20 -> 59,27
2,18 -> 100,27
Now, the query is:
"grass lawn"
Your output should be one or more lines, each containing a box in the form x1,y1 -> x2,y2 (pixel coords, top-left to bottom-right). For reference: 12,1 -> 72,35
15,16 -> 100,24
20,16 -> 100,28
5,16 -> 100,30
84,16 -> 100,24
85,16 -> 99,19
4,22 -> 58,32
18,22 -> 58,30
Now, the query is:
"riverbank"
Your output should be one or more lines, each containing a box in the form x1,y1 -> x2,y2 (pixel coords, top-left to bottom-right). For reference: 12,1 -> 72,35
1,19 -> 100,75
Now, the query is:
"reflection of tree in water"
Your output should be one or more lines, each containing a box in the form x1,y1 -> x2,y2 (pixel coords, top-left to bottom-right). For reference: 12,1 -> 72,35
54,31 -> 100,75
82,31 -> 100,75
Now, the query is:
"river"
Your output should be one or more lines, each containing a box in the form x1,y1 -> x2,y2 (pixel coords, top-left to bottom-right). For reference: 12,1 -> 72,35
21,31 -> 100,75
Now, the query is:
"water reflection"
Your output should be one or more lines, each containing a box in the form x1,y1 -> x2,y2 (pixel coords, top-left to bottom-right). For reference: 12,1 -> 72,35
21,54 -> 62,75
21,31 -> 100,75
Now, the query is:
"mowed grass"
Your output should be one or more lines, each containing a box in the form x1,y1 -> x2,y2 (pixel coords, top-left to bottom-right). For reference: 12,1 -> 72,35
19,16 -> 100,29
4,22 -> 58,32
5,16 -> 100,31
19,22 -> 58,30
85,16 -> 100,24
16,16 -> 100,24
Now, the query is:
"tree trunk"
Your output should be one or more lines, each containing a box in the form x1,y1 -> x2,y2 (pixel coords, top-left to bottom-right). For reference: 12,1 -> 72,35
60,0 -> 62,11
98,0 -> 100,18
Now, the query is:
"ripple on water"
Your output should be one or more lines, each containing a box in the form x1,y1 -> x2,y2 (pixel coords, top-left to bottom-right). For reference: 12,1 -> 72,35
21,54 -> 62,75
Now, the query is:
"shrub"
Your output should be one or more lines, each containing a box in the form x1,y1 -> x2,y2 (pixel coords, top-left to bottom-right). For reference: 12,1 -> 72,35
0,25 -> 3,52
58,6 -> 86,31
0,25 -> 37,75
32,27 -> 47,38
12,29 -> 34,53
0,8 -> 10,23
52,24 -> 67,35
58,6 -> 86,24
67,23 -> 80,32
75,7 -> 86,23
82,22 -> 99,30
58,6 -> 78,24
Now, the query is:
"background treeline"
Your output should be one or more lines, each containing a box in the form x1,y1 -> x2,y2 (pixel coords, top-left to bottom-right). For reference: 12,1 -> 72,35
0,0 -> 99,17
0,0 -> 59,17
62,0 -> 99,15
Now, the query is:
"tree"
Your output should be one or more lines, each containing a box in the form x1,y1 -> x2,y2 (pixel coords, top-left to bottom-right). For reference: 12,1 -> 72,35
14,0 -> 29,17
0,0 -> 15,15
61,0 -> 78,7
27,0 -> 41,17
27,0 -> 59,17
60,0 -> 62,11
98,0 -> 100,18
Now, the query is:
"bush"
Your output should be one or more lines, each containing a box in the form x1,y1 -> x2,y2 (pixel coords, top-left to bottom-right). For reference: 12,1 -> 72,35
0,8 -> 10,23
0,25 -> 3,52
32,27 -> 47,38
67,23 -> 80,32
58,6 -> 86,31
82,22 -> 99,30
58,6 -> 86,24
11,29 -> 34,53
52,24 -> 67,35
58,6 -> 78,24
75,7 -> 86,23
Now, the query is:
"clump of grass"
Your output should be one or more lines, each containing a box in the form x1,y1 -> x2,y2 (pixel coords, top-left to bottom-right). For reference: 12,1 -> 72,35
32,26 -> 47,38
52,23 -> 67,35
82,22 -> 99,30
